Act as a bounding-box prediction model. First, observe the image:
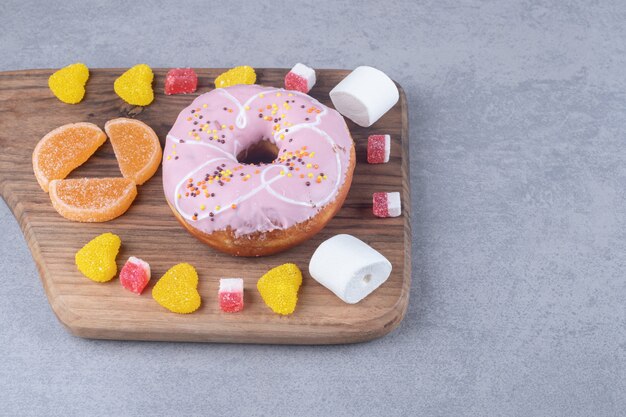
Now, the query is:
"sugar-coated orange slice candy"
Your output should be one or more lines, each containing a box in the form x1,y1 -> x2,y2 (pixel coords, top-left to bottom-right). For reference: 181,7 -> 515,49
48,177 -> 137,222
32,122 -> 106,192
104,118 -> 162,185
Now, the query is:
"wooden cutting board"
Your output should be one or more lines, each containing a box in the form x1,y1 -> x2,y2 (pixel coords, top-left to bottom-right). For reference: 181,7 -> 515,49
0,68 -> 411,344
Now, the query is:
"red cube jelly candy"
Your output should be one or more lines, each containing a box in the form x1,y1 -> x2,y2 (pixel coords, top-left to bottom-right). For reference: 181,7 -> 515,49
373,192 -> 402,218
164,68 -> 198,95
367,134 -> 391,164
284,63 -> 316,93
219,278 -> 244,312
119,256 -> 151,294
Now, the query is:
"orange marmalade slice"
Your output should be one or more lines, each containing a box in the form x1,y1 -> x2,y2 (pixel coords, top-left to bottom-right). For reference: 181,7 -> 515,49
32,122 -> 106,192
104,118 -> 162,185
48,177 -> 137,222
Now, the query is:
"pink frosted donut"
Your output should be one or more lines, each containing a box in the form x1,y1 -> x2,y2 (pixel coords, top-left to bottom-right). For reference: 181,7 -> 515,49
162,84 -> 355,256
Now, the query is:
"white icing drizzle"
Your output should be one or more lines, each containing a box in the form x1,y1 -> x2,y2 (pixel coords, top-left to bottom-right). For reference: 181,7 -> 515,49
166,134 -> 237,162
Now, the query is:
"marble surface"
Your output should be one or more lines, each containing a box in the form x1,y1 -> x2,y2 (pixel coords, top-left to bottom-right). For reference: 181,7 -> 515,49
1,0 -> 625,415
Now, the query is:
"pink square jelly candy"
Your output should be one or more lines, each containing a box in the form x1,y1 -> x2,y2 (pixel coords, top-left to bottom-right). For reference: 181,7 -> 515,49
367,134 -> 391,164
164,68 -> 198,95
119,256 -> 151,295
285,63 -> 316,93
219,278 -> 244,313
373,192 -> 401,218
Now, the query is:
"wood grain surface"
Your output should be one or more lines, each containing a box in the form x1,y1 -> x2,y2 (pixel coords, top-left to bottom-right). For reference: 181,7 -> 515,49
0,68 -> 411,344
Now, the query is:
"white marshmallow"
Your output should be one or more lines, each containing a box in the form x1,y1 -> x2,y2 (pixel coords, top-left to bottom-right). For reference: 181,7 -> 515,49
308,234 -> 392,304
329,66 -> 399,127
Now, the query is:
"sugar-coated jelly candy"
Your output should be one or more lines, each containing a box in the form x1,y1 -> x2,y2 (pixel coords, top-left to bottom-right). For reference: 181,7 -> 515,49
257,263 -> 302,315
214,65 -> 256,88
48,62 -> 89,104
367,134 -> 390,164
284,63 -> 316,93
219,278 -> 244,312
75,233 -> 121,282
152,263 -> 201,314
164,68 -> 198,95
120,256 -> 151,295
114,64 -> 154,106
373,192 -> 401,218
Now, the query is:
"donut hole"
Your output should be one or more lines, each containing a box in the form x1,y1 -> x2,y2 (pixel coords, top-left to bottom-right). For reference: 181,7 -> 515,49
362,274 -> 372,285
236,140 -> 279,165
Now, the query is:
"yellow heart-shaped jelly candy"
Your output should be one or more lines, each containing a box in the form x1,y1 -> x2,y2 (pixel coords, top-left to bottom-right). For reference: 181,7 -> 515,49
257,263 -> 302,315
114,64 -> 154,106
214,65 -> 256,88
75,232 -> 121,282
48,63 -> 89,104
152,263 -> 201,314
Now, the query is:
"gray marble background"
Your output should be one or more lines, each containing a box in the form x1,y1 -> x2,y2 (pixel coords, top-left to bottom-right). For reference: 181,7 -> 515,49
1,1 -> 625,416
